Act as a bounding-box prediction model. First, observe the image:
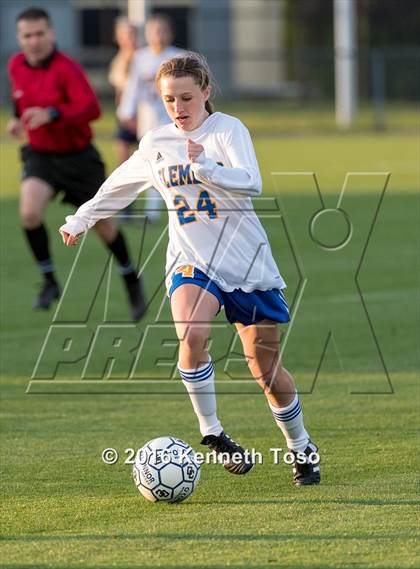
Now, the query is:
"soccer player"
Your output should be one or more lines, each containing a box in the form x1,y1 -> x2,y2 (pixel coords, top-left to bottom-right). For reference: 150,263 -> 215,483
108,17 -> 139,221
6,7 -> 146,320
117,13 -> 183,223
60,53 -> 320,486
108,17 -> 139,166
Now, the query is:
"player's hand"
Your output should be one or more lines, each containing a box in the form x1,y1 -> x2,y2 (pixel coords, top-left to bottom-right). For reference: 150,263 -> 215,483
22,107 -> 53,130
186,139 -> 204,162
6,118 -> 24,138
59,230 -> 81,247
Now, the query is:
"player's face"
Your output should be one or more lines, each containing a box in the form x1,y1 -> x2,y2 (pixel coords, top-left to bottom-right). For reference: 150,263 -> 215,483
17,18 -> 55,65
146,20 -> 172,52
160,75 -> 211,132
115,24 -> 137,50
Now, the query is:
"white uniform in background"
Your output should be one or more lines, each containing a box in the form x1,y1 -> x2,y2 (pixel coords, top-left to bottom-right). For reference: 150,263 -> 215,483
118,46 -> 183,137
61,112 -> 286,294
118,46 -> 184,222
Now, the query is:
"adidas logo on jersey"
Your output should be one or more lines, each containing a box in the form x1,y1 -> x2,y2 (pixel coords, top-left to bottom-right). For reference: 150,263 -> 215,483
156,152 -> 164,163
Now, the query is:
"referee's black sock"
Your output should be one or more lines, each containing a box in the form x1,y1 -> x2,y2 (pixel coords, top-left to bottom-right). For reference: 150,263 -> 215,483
24,224 -> 57,283
106,230 -> 138,284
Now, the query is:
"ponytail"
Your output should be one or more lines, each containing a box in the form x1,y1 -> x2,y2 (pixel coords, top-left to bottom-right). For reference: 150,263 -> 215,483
205,100 -> 214,115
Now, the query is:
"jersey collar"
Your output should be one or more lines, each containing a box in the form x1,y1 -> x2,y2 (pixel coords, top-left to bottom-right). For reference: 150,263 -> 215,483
24,47 -> 57,68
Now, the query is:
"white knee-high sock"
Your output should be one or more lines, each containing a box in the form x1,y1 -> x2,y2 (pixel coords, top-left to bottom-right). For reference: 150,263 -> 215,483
269,392 -> 310,452
178,358 -> 222,437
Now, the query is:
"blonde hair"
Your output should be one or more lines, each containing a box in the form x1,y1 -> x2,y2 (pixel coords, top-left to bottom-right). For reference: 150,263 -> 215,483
156,52 -> 215,114
114,16 -> 137,33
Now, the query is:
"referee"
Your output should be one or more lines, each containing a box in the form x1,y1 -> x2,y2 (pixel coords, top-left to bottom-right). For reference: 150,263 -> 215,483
7,7 -> 146,320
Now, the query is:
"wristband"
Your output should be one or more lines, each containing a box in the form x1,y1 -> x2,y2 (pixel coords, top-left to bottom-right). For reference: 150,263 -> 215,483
46,107 -> 60,121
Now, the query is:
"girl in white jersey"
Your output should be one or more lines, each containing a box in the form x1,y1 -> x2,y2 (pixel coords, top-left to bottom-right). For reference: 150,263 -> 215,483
60,53 -> 320,486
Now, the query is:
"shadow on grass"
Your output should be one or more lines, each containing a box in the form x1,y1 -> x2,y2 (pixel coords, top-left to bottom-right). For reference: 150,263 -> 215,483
1,530 -> 416,544
192,498 -> 419,507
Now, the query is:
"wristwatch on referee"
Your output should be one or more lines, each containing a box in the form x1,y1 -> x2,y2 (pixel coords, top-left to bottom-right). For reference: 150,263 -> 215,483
46,107 -> 61,121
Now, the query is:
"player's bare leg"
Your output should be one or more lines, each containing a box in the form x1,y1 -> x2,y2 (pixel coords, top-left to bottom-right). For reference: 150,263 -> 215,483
115,139 -> 133,166
20,176 -> 53,229
92,218 -> 146,321
92,218 -> 118,243
236,320 -> 320,485
20,177 -> 60,309
171,283 -> 218,369
171,284 -> 253,474
234,320 -> 295,406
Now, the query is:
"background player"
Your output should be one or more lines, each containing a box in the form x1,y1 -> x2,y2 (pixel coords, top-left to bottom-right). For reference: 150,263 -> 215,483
118,13 -> 183,223
59,52 -> 320,486
108,17 -> 139,221
108,17 -> 139,167
7,7 -> 146,320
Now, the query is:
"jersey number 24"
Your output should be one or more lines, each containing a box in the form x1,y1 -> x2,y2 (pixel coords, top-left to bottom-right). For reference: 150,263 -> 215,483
174,190 -> 218,225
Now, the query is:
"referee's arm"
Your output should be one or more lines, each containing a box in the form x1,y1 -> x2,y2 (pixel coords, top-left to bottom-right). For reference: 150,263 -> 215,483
54,60 -> 101,126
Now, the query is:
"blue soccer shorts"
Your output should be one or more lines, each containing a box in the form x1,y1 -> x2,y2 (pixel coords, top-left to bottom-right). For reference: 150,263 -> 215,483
169,265 -> 290,326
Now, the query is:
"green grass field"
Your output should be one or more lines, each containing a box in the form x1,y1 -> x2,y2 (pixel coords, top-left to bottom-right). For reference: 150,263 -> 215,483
0,104 -> 419,568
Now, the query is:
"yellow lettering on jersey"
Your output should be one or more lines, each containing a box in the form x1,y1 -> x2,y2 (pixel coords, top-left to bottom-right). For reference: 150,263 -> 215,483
175,265 -> 195,278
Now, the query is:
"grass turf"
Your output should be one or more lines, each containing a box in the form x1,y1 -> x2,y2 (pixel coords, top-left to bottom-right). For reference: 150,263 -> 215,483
0,104 -> 419,568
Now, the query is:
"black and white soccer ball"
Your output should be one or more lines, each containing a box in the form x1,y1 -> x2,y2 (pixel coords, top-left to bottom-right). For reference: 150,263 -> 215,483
133,436 -> 201,503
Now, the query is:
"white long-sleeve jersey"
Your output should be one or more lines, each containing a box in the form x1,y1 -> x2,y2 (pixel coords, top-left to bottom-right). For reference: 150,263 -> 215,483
117,46 -> 183,137
61,112 -> 286,293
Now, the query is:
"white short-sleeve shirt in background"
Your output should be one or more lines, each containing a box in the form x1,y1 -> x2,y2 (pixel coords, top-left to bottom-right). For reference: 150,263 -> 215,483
117,46 -> 184,137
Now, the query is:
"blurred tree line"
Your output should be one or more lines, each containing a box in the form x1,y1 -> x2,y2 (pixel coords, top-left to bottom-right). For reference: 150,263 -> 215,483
284,0 -> 420,100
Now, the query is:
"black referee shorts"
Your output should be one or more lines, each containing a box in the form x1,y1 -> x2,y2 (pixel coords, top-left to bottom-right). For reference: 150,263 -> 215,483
20,143 -> 106,207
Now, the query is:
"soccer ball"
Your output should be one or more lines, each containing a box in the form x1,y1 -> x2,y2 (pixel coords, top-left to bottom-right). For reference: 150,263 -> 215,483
133,436 -> 201,503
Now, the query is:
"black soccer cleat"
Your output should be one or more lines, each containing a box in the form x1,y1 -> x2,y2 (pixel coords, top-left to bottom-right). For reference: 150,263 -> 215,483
125,277 -> 147,322
291,441 -> 320,486
201,431 -> 254,475
33,280 -> 60,310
